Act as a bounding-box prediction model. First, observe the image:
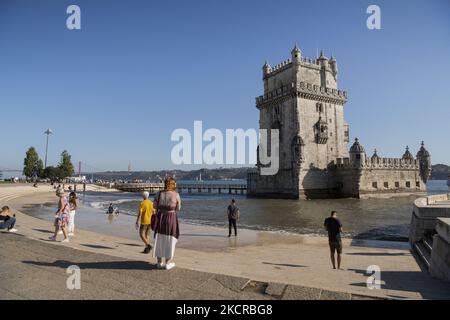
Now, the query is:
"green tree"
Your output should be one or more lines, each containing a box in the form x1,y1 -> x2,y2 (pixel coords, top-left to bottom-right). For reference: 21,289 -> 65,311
42,166 -> 60,182
57,150 -> 74,180
23,147 -> 44,180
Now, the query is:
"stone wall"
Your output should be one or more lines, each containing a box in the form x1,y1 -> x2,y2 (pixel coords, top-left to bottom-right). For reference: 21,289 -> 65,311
358,168 -> 426,198
429,218 -> 450,282
247,169 -> 299,199
410,194 -> 450,244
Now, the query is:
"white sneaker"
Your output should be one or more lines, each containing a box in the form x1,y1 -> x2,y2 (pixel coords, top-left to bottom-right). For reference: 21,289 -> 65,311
61,238 -> 70,243
165,262 -> 176,270
8,228 -> 18,233
57,230 -> 63,235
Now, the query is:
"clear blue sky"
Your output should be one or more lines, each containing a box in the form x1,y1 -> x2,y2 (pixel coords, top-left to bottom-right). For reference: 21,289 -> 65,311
1,0 -> 449,172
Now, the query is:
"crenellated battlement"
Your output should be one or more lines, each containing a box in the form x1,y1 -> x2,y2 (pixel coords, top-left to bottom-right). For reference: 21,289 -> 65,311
264,51 -> 337,78
256,81 -> 347,106
335,156 -> 420,170
267,58 -> 292,74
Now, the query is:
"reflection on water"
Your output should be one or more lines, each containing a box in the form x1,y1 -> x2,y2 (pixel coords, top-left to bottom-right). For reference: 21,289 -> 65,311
21,180 -> 449,242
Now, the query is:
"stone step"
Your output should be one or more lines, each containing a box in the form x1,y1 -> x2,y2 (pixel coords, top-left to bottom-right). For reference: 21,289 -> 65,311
413,241 -> 431,269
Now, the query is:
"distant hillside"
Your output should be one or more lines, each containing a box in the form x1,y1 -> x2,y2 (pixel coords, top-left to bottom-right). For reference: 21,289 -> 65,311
90,167 -> 252,182
431,164 -> 450,180
88,164 -> 449,182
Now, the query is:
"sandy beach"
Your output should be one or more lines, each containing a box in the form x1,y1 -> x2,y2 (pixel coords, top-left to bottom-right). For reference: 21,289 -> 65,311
1,183 -> 450,300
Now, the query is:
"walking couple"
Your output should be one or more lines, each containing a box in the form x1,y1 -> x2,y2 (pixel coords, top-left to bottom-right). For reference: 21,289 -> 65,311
136,177 -> 181,270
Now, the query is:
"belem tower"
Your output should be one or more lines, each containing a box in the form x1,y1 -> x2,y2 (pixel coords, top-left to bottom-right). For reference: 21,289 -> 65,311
247,45 -> 432,199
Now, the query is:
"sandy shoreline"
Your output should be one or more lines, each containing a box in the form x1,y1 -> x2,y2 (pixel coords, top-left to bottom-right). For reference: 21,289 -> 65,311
2,183 -> 450,299
7,184 -> 410,252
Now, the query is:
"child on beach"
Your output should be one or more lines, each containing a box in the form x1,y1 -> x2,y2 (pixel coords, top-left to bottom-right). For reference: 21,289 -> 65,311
68,192 -> 78,236
0,206 -> 18,233
49,188 -> 70,242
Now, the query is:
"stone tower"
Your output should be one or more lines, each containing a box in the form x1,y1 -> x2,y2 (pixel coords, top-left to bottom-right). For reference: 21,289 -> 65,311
248,45 -> 349,198
248,45 -> 430,199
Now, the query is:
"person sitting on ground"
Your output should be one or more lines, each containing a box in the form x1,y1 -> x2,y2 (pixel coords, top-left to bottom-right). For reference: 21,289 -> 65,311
324,211 -> 343,270
0,206 -> 18,233
135,191 -> 154,254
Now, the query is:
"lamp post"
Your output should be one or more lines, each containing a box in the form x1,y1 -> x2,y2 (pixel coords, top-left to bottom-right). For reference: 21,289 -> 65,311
44,129 -> 53,168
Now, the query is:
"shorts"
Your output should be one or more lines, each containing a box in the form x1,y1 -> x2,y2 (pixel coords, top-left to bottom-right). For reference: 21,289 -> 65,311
329,239 -> 343,254
139,224 -> 151,237
54,214 -> 70,228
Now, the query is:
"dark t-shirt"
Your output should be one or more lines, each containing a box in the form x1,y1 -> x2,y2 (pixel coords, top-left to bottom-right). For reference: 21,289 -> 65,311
227,204 -> 239,220
324,217 -> 342,242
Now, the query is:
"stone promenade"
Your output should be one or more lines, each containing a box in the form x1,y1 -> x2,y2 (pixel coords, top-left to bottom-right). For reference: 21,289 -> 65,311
0,233 -> 376,300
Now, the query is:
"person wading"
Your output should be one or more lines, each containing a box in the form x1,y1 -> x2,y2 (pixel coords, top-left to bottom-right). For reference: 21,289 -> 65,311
136,191 -> 154,254
227,199 -> 240,237
324,211 -> 343,269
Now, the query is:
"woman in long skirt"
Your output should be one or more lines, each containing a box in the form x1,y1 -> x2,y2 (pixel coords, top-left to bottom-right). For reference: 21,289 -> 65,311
153,177 -> 181,270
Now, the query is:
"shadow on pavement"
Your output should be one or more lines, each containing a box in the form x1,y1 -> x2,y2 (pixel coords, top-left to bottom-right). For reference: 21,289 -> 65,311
32,228 -> 53,234
262,262 -> 307,268
346,252 -> 409,257
81,244 -> 115,250
22,259 -> 157,271
348,268 -> 450,300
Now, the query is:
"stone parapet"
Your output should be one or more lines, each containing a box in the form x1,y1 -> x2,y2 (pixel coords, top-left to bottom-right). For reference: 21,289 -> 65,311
430,218 -> 450,282
410,195 -> 450,244
256,81 -> 347,107
335,157 -> 419,170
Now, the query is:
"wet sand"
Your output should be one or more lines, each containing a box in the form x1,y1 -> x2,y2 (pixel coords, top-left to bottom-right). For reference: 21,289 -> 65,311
12,187 -> 312,252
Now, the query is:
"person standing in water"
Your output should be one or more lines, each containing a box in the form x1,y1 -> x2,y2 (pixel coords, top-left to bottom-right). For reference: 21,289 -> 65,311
324,211 -> 343,270
107,203 -> 115,214
67,192 -> 78,236
153,177 -> 181,270
136,191 -> 154,254
227,199 -> 240,237
49,188 -> 70,242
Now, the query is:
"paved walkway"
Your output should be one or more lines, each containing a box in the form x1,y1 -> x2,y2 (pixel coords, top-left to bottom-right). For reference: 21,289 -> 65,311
0,232 -> 377,300
1,185 -> 450,300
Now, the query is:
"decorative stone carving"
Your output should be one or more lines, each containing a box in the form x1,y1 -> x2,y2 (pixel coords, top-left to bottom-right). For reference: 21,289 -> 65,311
315,117 -> 328,144
291,135 -> 305,168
